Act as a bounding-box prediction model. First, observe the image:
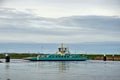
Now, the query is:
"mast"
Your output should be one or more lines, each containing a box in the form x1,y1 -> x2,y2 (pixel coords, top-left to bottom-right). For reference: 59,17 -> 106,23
58,43 -> 69,55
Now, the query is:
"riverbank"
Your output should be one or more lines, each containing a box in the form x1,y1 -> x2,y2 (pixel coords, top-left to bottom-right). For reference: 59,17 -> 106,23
85,54 -> 120,61
0,53 -> 120,61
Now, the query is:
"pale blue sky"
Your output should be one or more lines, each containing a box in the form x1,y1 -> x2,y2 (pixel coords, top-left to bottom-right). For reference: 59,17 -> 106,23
0,0 -> 120,43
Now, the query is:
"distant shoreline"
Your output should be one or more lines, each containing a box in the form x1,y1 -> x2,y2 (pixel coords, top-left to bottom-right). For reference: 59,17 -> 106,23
0,53 -> 120,61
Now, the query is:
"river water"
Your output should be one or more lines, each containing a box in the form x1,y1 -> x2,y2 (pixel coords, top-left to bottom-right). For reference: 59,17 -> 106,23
0,59 -> 120,80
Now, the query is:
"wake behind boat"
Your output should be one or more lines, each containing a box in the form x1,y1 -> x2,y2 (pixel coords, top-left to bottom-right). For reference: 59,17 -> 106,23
25,44 -> 89,61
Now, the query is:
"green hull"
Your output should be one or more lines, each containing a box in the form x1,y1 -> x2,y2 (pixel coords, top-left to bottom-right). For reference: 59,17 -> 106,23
25,54 -> 89,61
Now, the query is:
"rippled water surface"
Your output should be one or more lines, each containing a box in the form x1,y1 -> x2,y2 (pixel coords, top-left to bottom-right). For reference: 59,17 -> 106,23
0,59 -> 120,80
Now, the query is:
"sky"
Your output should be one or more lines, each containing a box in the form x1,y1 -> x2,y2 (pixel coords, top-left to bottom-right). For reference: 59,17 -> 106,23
0,0 -> 120,43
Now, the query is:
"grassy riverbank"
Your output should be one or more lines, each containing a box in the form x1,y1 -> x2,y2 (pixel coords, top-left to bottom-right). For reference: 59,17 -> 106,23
0,53 -> 38,59
0,53 -> 120,61
85,54 -> 120,61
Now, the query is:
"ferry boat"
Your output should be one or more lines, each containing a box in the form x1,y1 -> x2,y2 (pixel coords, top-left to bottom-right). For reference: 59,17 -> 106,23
25,44 -> 89,61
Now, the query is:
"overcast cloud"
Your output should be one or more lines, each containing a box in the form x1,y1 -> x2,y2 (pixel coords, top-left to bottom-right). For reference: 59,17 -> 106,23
0,0 -> 120,43
0,0 -> 120,17
0,8 -> 120,43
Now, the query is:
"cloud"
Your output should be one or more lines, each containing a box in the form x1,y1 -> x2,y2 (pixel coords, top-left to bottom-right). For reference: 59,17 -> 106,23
58,16 -> 120,32
0,8 -> 120,43
1,0 -> 120,17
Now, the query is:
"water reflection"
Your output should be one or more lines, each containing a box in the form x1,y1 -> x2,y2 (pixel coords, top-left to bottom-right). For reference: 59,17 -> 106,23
34,61 -> 70,72
58,61 -> 69,72
5,63 -> 11,80
5,63 -> 10,69
57,62 -> 70,80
